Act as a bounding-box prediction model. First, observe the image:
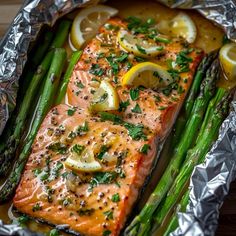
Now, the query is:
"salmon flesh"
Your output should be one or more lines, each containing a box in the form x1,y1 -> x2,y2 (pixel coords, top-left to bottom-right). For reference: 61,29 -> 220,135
13,17 -> 203,236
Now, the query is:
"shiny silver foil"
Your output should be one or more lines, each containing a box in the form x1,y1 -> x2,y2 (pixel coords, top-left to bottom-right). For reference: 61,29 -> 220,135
0,0 -> 236,235
171,102 -> 236,236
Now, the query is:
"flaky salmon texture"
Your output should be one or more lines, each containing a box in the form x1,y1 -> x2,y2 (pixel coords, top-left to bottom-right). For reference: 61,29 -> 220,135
13,17 -> 203,236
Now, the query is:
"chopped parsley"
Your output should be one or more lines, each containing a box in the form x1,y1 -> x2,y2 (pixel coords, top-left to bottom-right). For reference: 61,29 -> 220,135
136,44 -> 146,54
77,208 -> 95,216
158,106 -> 166,110
135,56 -> 146,62
140,144 -> 150,154
99,112 -> 123,124
111,193 -> 120,202
89,64 -> 105,76
124,123 -> 147,141
17,215 -> 29,226
40,171 -> 50,181
154,95 -> 161,102
72,144 -> 85,155
96,145 -> 111,160
131,103 -> 142,113
76,121 -> 89,136
32,203 -> 42,212
119,100 -> 130,112
67,107 -> 76,116
116,52 -> 128,62
103,210 -> 113,220
89,172 -> 118,191
153,36 -> 171,44
126,16 -> 156,34
103,230 -> 112,236
176,49 -> 193,72
130,88 -> 139,101
33,168 -> 42,177
106,56 -> 119,75
76,81 -> 85,88
99,112 -> 147,141
97,52 -> 105,59
48,142 -> 68,154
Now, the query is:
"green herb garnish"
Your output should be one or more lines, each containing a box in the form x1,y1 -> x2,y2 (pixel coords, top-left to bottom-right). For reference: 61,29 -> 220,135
96,145 -> 111,160
131,103 -> 142,113
140,144 -> 150,154
119,100 -> 130,112
111,193 -> 120,202
103,210 -> 113,220
48,142 -> 68,154
72,144 -> 85,155
130,88 -> 139,101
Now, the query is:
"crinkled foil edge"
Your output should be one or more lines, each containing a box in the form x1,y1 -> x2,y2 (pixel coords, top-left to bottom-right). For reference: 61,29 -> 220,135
171,101 -> 236,236
0,0 -> 236,235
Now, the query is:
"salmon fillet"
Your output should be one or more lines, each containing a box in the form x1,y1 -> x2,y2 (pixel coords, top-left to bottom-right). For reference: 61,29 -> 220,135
13,16 -> 203,236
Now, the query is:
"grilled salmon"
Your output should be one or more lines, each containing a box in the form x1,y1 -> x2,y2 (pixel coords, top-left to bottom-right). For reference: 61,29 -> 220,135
13,16 -> 203,236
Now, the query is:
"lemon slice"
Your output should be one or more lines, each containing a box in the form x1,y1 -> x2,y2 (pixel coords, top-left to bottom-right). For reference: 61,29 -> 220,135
122,62 -> 173,89
157,12 -> 197,43
65,147 -> 102,172
90,80 -> 119,112
117,29 -> 164,58
219,43 -> 236,80
71,5 -> 118,49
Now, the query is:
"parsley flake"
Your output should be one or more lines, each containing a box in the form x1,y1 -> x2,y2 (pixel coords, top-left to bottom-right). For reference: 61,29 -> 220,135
130,88 -> 139,101
140,144 -> 150,154
131,103 -> 142,113
111,193 -> 120,202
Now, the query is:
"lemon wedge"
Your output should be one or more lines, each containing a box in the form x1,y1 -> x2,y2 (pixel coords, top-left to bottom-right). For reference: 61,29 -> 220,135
157,12 -> 197,43
65,146 -> 102,172
118,29 -> 164,58
90,80 -> 119,112
219,43 -> 236,80
71,5 -> 118,49
122,62 -> 173,89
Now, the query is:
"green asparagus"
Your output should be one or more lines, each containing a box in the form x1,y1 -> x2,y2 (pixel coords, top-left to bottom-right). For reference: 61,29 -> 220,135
124,59 -> 219,236
21,20 -> 71,93
55,50 -> 82,104
171,51 -> 218,148
152,92 -> 230,231
0,20 -> 71,175
163,191 -> 189,236
0,48 -> 66,202
21,30 -> 53,92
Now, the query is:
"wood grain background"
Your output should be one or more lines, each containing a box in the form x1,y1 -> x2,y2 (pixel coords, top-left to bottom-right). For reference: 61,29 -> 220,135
0,1 -> 235,235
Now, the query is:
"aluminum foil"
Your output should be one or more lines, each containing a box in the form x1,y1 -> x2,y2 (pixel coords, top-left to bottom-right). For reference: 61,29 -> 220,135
0,0 -> 236,236
171,102 -> 236,236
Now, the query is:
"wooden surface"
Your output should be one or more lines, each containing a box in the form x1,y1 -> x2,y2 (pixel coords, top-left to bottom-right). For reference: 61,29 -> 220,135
0,1 -> 235,235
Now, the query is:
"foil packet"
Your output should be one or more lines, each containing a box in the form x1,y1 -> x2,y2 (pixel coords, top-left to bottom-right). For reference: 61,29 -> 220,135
0,0 -> 236,235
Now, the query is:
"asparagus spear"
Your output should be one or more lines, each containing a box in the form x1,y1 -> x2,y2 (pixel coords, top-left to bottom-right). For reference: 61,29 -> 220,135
163,191 -> 189,236
153,93 -> 230,230
21,20 -> 71,93
0,53 -> 52,174
55,50 -> 82,104
21,30 -> 53,92
0,20 -> 71,175
0,48 -> 66,202
124,59 -> 219,236
196,87 -> 226,144
171,51 -> 218,147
